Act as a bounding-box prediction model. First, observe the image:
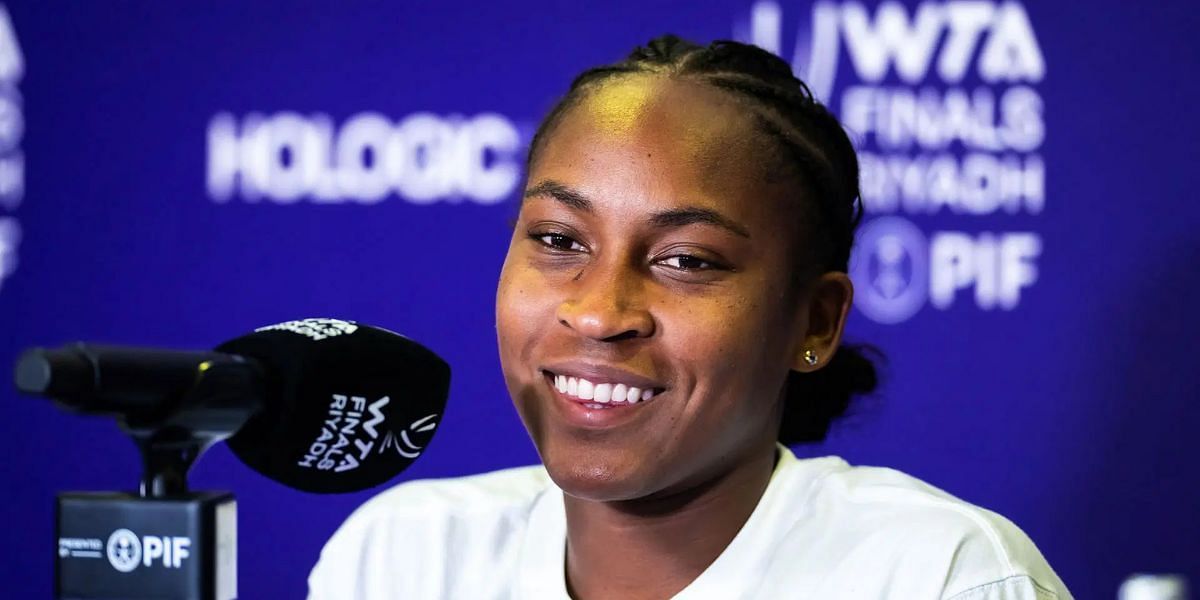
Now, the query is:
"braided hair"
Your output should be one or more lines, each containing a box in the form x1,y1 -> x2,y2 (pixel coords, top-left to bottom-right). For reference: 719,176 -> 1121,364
526,34 -> 881,444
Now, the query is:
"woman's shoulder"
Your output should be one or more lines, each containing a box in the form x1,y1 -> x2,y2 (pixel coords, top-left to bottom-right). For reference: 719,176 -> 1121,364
307,464 -> 555,599
771,451 -> 1071,599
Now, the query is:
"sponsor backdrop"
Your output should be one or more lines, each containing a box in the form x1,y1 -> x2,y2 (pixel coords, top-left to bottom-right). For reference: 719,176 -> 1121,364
1,1 -> 1197,598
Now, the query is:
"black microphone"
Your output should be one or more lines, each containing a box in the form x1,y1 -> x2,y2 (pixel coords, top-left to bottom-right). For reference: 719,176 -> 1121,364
218,318 -> 450,493
14,317 -> 451,494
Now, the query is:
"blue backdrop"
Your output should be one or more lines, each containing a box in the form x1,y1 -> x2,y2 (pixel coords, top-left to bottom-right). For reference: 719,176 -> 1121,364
2,1 -> 1197,598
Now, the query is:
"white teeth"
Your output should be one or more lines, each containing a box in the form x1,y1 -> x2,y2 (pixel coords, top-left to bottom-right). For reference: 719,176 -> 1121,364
552,373 -> 660,405
577,379 -> 594,400
593,383 -> 612,403
611,384 -> 626,404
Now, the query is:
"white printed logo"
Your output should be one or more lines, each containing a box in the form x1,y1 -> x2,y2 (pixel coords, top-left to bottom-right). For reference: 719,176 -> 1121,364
851,217 -> 928,324
380,413 -> 438,459
105,529 -> 192,572
255,317 -> 358,341
736,1 -> 1047,323
852,216 -> 1041,322
299,394 -> 438,470
1118,574 -> 1190,600
0,5 -> 22,299
106,529 -> 141,573
207,111 -> 522,205
58,536 -> 103,559
298,394 -> 390,471
0,6 -> 22,84
0,4 -> 19,207
739,0 -> 1043,102
0,216 -> 18,292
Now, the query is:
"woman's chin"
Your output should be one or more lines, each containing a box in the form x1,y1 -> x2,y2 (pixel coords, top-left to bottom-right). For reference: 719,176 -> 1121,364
541,449 -> 654,502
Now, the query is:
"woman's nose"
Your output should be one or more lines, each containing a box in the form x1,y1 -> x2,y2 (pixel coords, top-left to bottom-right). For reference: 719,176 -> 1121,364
555,262 -> 655,342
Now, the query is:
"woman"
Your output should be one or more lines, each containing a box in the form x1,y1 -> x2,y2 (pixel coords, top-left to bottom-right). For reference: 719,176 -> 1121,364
308,35 -> 1071,599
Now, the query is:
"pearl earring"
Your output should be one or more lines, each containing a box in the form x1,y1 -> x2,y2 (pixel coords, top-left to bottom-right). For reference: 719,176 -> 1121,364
802,349 -> 819,366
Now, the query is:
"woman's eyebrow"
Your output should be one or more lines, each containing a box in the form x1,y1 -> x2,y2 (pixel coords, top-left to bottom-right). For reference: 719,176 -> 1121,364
523,179 -> 750,239
649,208 -> 751,239
523,180 -> 591,211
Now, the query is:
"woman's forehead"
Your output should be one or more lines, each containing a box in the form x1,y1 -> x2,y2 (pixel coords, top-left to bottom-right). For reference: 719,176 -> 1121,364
531,76 -> 793,218
573,77 -> 756,166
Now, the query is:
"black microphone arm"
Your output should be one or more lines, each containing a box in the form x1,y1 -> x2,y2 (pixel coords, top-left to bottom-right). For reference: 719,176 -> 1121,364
15,343 -> 264,431
15,343 -> 265,496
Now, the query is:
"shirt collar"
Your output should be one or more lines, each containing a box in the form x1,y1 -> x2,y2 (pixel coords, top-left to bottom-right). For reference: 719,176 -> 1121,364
517,444 -> 840,599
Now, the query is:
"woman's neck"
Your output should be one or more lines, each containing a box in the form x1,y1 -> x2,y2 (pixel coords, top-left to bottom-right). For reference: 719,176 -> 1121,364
561,443 -> 779,600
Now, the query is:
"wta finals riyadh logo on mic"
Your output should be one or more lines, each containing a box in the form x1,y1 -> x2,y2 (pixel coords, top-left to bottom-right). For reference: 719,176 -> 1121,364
736,0 -> 1047,324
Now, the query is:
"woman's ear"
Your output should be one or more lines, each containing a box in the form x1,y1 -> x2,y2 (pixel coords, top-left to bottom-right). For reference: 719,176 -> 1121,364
791,272 -> 854,373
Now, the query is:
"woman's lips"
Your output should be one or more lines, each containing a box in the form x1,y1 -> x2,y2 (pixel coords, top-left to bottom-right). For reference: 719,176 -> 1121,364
540,369 -> 666,429
543,370 -> 664,409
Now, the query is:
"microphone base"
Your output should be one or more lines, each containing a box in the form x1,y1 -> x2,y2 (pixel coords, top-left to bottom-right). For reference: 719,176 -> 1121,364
56,491 -> 236,600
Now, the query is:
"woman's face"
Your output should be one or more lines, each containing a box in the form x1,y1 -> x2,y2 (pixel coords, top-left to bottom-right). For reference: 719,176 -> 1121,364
497,76 -> 827,501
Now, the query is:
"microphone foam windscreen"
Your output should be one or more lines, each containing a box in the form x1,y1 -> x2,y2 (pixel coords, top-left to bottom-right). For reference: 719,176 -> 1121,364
216,318 -> 450,493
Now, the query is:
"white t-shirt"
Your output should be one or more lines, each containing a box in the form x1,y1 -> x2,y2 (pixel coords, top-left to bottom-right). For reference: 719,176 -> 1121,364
307,445 -> 1071,599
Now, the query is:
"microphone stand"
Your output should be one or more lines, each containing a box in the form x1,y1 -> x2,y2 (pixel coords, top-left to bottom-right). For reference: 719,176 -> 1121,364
51,353 -> 258,600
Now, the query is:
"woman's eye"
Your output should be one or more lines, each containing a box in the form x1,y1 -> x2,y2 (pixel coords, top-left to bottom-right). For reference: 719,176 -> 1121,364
659,255 -> 718,271
533,233 -> 585,252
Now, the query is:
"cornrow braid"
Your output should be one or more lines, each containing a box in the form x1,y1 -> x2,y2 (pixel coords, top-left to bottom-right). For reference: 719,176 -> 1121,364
526,34 -> 881,445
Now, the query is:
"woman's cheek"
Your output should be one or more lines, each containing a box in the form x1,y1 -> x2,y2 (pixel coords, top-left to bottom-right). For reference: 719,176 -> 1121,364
672,297 -> 781,385
497,260 -> 556,364
496,260 -> 528,363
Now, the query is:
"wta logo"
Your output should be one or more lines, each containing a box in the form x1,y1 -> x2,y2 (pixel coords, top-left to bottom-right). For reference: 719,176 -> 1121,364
737,0 -> 1044,102
298,393 -> 438,471
737,1 -> 1048,323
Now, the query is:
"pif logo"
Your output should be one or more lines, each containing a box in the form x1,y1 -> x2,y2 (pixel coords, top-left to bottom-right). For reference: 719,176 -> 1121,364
852,216 -> 1041,323
105,528 -> 192,572
851,217 -> 928,324
105,529 -> 140,573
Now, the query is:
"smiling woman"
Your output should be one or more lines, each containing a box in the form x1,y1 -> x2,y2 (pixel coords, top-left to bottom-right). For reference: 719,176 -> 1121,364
307,35 -> 1072,600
